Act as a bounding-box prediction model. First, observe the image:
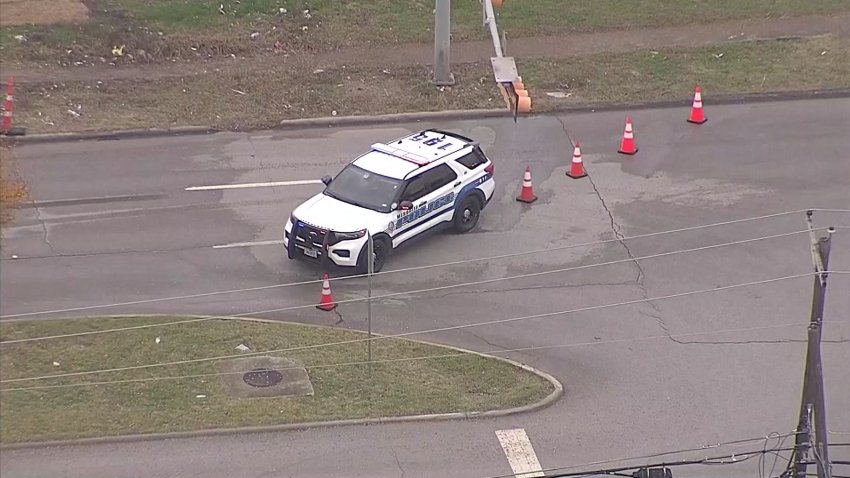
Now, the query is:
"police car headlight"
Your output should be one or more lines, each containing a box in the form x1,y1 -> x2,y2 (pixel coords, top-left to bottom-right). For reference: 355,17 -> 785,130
328,229 -> 367,245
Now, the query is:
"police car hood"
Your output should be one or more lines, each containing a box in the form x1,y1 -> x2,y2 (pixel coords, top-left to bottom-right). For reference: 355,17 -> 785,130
293,193 -> 389,232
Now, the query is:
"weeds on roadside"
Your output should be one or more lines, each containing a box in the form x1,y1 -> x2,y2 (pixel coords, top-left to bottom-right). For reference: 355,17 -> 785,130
0,144 -> 28,226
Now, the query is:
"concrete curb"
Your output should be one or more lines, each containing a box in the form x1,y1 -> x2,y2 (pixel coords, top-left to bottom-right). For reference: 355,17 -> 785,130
5,87 -> 850,145
553,87 -> 850,114
0,314 -> 564,451
1,126 -> 220,144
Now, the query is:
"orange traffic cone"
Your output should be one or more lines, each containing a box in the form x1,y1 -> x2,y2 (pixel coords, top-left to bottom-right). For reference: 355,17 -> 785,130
687,86 -> 707,124
618,116 -> 638,155
516,166 -> 538,203
566,142 -> 587,179
2,75 -> 13,134
316,273 -> 337,311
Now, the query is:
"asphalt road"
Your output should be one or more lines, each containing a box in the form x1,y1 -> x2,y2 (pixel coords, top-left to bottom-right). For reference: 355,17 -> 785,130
2,97 -> 849,478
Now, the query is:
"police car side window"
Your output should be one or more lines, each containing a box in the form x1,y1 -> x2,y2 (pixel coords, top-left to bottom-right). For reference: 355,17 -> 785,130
427,164 -> 457,190
401,165 -> 457,202
456,148 -> 487,170
401,175 -> 428,202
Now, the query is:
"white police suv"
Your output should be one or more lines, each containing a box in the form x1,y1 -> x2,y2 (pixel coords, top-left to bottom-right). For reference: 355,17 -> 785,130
284,128 -> 495,273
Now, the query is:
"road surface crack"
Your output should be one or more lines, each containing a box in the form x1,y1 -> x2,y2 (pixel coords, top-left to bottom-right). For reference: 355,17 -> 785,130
409,279 -> 636,301
553,116 -> 684,345
554,115 -> 644,285
639,311 -> 850,345
30,198 -> 59,256
463,329 -> 514,351
677,338 -> 850,345
333,309 -> 344,325
391,447 -> 405,478
639,310 -> 687,345
586,165 -> 645,285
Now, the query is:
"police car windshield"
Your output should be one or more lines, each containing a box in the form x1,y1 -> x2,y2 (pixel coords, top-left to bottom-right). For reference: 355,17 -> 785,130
323,164 -> 403,213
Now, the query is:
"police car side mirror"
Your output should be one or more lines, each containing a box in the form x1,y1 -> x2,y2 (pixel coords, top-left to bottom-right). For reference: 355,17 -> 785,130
321,175 -> 332,186
399,200 -> 413,211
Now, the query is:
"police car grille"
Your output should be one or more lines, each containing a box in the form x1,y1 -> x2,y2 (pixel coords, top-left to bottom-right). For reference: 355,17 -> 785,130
295,224 -> 326,249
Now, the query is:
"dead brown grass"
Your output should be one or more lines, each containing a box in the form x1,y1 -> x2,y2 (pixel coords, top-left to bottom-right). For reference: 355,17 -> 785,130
0,0 -> 89,27
10,36 -> 850,135
0,144 -> 29,226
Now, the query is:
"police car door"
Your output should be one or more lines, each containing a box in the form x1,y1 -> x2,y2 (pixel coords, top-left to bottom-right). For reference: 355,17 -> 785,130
393,163 -> 460,245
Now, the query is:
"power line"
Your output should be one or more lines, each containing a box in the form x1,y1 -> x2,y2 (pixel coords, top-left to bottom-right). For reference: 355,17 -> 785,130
0,271 -> 830,384
485,433 -> 802,478
515,445 -> 850,478
0,316 -> 216,345
235,231 -> 832,319
2,208 -> 842,320
540,448 -> 793,478
0,228 -> 825,344
0,322 -> 808,392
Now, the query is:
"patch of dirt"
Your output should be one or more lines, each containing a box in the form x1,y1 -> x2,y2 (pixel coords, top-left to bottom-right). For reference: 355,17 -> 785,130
10,34 -> 850,136
2,12 -> 848,84
1,11 -> 849,138
0,3 -> 330,71
0,0 -> 89,27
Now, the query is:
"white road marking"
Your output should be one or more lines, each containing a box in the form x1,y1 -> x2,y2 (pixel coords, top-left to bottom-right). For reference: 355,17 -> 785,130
495,428 -> 545,478
212,240 -> 286,249
185,179 -> 323,191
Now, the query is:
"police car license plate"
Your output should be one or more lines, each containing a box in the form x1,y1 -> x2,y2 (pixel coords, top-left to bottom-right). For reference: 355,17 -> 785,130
303,248 -> 319,258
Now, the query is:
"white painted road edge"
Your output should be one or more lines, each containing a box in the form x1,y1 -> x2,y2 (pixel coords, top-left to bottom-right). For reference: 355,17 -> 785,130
185,179 -> 323,191
495,428 -> 545,478
212,240 -> 286,249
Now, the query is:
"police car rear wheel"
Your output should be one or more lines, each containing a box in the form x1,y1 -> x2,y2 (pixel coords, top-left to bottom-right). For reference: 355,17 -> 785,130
453,197 -> 481,233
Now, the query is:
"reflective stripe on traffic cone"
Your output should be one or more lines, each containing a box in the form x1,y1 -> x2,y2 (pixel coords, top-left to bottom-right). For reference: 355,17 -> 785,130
566,142 -> 587,179
1,75 -> 13,134
618,116 -> 638,155
687,86 -> 707,124
516,166 -> 538,203
316,273 -> 337,311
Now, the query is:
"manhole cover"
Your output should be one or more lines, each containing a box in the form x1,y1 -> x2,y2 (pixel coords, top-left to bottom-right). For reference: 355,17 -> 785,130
242,368 -> 284,388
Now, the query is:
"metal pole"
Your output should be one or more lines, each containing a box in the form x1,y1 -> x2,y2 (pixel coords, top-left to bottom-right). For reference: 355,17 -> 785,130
482,0 -> 504,58
433,0 -> 454,85
367,231 -> 374,371
792,213 -> 834,478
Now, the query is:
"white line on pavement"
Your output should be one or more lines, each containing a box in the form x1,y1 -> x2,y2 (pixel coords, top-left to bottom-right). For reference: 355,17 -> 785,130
212,240 -> 286,249
185,180 -> 323,191
495,428 -> 545,478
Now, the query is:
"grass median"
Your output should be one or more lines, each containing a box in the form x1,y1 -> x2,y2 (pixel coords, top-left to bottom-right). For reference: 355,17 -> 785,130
10,35 -> 849,134
0,316 -> 556,444
2,0 -> 847,65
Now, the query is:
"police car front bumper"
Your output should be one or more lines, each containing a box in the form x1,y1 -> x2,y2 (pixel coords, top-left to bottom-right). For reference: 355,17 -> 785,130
285,217 -> 365,268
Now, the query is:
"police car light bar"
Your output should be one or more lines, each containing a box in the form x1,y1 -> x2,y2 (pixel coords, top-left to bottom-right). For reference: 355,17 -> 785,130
371,143 -> 432,165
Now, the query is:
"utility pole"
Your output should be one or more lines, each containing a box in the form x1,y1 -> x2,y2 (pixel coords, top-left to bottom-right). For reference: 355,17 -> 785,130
790,211 -> 834,478
433,0 -> 454,85
366,231 -> 374,374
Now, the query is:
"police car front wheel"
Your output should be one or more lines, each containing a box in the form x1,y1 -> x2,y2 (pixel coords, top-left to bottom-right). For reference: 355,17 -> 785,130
453,196 -> 481,233
356,236 -> 389,274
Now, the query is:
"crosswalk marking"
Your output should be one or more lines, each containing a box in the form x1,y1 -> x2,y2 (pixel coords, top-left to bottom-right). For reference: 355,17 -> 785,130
495,428 -> 545,478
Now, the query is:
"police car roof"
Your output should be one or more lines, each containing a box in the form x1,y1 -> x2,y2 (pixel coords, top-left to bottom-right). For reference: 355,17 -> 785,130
352,129 -> 474,179
353,151 -> 419,180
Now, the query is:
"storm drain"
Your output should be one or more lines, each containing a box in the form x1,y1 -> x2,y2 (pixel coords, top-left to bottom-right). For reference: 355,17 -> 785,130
243,368 -> 284,388
216,355 -> 314,399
